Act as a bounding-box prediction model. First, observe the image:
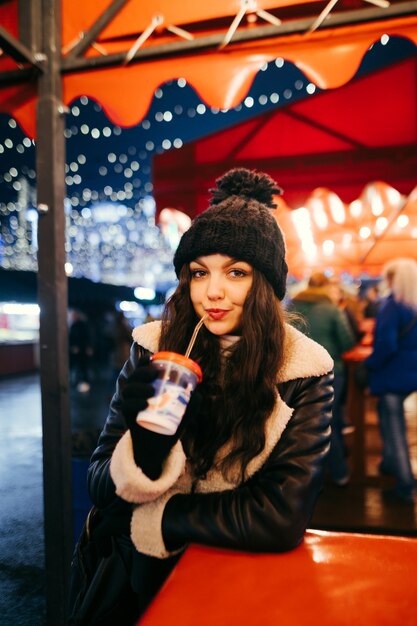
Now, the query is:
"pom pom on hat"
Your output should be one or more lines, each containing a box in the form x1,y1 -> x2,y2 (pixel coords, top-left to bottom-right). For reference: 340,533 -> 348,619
209,168 -> 282,208
173,168 -> 288,300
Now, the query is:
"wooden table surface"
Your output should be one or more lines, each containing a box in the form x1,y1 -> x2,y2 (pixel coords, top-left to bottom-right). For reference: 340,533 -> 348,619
139,530 -> 417,626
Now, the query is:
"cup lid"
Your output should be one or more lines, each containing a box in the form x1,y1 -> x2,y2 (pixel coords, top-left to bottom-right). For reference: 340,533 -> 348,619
151,351 -> 203,382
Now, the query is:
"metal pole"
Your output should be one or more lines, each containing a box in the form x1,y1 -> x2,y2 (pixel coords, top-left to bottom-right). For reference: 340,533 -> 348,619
36,0 -> 73,624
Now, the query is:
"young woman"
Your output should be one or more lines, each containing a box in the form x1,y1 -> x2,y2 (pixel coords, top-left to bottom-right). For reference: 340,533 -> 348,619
86,168 -> 334,622
365,257 -> 417,504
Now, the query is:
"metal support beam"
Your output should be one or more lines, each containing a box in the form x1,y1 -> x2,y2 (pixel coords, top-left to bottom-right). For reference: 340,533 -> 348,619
0,67 -> 34,87
36,1 -> 72,624
19,0 -> 43,53
0,24 -> 44,68
65,0 -> 131,60
61,0 -> 417,74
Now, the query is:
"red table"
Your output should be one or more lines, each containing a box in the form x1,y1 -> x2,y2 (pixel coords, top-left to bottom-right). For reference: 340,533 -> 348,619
139,530 -> 417,626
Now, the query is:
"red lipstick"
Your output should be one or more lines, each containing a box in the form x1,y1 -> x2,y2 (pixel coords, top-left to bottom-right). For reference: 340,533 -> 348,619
206,309 -> 229,320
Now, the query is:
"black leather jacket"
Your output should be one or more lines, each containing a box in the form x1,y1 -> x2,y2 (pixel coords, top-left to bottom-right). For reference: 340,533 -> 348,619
88,322 -> 333,558
163,374 -> 333,554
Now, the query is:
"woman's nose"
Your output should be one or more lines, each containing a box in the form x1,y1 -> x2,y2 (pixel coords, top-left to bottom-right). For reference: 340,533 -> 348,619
206,276 -> 224,300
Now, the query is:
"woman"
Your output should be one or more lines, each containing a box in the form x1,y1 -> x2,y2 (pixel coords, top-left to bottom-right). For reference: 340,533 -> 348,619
86,168 -> 334,622
365,258 -> 417,504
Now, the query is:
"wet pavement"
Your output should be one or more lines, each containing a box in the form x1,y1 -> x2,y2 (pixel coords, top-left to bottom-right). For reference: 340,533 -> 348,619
0,368 -> 112,626
0,373 -> 46,625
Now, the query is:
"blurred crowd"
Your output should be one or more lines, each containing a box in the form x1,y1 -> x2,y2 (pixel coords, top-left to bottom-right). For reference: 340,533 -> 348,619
288,272 -> 379,487
67,306 -> 153,394
287,257 -> 417,504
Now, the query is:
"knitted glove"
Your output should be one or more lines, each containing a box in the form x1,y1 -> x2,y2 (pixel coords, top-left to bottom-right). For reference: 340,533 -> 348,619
120,356 -> 202,479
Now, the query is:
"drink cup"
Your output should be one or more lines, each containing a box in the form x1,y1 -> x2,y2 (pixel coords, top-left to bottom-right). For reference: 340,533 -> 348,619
136,351 -> 203,436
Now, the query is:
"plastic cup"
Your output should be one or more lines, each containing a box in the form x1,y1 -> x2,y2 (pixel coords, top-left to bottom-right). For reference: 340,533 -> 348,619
136,351 -> 203,436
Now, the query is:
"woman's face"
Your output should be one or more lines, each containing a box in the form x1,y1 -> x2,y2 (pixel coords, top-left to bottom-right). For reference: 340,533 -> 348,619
189,254 -> 254,336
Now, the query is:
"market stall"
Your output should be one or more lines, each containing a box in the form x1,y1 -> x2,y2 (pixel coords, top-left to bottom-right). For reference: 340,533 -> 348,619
1,3 -> 417,624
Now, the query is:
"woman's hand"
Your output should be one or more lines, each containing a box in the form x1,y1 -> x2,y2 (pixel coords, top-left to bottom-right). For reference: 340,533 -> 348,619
119,355 -> 157,428
120,356 -> 202,479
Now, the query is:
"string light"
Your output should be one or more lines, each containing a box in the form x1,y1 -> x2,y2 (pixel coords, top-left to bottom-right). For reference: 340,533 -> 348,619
1,37 -> 408,289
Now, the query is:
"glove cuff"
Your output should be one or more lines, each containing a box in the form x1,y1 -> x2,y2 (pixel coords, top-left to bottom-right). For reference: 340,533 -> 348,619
110,431 -> 186,503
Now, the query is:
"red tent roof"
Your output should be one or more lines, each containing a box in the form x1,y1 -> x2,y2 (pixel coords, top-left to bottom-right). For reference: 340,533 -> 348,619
153,56 -> 417,276
154,56 -> 417,214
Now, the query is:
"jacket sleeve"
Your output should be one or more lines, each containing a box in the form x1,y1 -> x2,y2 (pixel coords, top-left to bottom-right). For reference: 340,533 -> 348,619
133,373 -> 333,557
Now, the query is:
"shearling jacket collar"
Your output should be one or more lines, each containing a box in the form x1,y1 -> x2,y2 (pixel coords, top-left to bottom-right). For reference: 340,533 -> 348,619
132,319 -> 333,383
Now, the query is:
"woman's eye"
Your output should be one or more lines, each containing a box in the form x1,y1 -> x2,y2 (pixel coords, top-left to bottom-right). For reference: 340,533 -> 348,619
229,269 -> 247,278
191,269 -> 206,279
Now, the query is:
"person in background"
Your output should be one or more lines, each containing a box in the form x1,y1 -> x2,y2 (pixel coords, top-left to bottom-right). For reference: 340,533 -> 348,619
83,168 -> 334,624
337,286 -> 365,344
110,310 -> 134,383
68,308 -> 93,393
362,285 -> 381,319
365,258 -> 417,504
290,272 -> 356,486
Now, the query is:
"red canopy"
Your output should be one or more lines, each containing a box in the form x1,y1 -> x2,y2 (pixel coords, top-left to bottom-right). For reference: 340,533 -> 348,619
154,56 -> 417,212
153,56 -> 417,276
1,1 -> 417,137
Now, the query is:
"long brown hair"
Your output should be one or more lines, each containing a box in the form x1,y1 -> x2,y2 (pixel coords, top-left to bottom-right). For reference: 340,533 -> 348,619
159,265 -> 287,481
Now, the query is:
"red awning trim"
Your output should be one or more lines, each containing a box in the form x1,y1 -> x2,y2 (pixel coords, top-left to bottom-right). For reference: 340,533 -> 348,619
0,4 -> 416,138
61,15 -> 417,125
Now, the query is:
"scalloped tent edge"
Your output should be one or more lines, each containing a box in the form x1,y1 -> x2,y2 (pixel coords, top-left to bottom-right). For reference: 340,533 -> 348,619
0,6 -> 417,137
274,182 -> 417,279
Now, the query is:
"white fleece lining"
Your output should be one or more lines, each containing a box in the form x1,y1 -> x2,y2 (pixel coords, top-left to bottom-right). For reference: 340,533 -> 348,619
132,320 -> 334,382
281,324 -> 334,380
131,488 -> 186,559
109,431 -> 186,503
132,320 -> 161,353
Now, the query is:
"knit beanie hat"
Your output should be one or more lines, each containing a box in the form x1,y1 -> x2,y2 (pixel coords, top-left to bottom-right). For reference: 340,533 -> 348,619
173,168 -> 288,300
